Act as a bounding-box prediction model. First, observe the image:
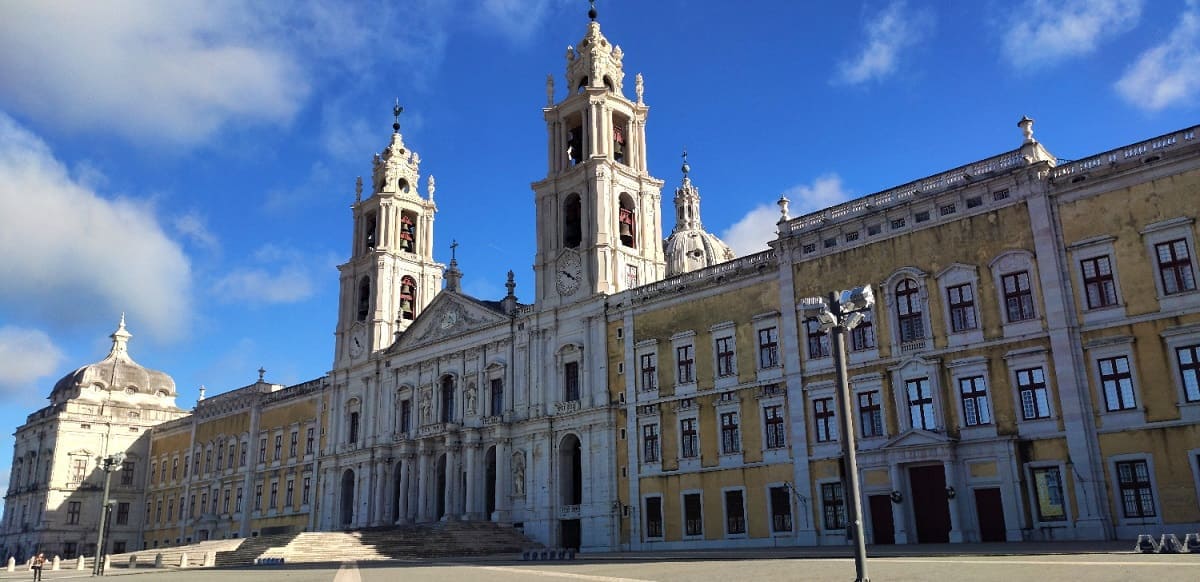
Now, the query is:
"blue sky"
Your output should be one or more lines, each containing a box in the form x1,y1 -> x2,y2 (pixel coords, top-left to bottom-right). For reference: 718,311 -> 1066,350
0,0 -> 1197,490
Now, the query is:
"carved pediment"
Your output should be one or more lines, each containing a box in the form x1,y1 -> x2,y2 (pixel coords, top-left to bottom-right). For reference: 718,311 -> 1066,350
391,292 -> 509,351
881,428 -> 956,450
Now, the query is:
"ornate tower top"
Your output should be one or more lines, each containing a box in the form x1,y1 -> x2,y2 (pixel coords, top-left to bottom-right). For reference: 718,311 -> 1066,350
371,100 -> 425,200
565,4 -> 625,95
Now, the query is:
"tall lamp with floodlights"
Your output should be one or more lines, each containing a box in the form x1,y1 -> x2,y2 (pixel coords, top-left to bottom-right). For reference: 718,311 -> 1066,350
800,285 -> 875,582
92,452 -> 125,577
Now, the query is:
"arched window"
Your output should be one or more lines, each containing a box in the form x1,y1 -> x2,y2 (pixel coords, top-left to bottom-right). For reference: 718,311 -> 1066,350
612,113 -> 629,165
576,77 -> 588,94
356,276 -> 371,321
363,211 -> 377,252
895,279 -> 924,342
400,276 -> 417,320
440,375 -> 455,423
563,194 -> 582,248
398,178 -> 410,193
399,211 -> 418,253
618,193 -> 636,248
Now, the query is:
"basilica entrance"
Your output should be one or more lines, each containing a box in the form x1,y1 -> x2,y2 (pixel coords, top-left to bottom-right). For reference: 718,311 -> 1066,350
485,446 -> 497,519
868,494 -> 895,545
340,469 -> 355,527
909,465 -> 951,543
436,454 -> 447,519
393,460 -> 404,522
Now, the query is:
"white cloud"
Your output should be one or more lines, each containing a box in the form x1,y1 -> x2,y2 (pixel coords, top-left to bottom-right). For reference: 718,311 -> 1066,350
0,114 -> 193,341
720,175 -> 852,256
835,1 -> 934,85
1003,0 -> 1142,70
1115,1 -> 1200,111
212,245 -> 320,305
174,211 -> 219,251
474,0 -> 565,44
0,326 -> 65,398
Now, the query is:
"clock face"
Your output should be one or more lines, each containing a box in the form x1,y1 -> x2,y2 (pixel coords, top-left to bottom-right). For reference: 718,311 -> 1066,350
349,326 -> 367,358
556,252 -> 583,296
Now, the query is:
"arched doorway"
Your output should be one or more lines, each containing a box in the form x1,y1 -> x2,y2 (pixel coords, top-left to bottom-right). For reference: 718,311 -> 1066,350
558,434 -> 583,549
485,446 -> 497,519
435,454 -> 447,520
392,460 -> 404,523
340,469 -> 356,528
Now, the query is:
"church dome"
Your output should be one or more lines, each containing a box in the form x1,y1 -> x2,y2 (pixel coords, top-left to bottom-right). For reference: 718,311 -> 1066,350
663,153 -> 735,276
50,316 -> 176,404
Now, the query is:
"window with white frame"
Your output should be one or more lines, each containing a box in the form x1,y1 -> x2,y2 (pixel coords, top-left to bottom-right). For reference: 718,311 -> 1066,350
1176,344 -> 1200,402
937,263 -> 982,346
764,404 -> 786,449
1114,459 -> 1156,519
724,489 -> 746,535
644,496 -> 663,538
683,492 -> 703,537
758,326 -> 779,368
1141,217 -> 1199,311
813,397 -> 836,442
1097,356 -> 1137,411
850,311 -> 876,351
715,335 -> 736,377
720,411 -> 741,454
680,417 -> 699,459
991,250 -> 1042,335
770,485 -> 793,532
1069,235 -> 1126,325
895,279 -> 925,342
821,482 -> 846,530
1081,256 -> 1119,309
1002,271 -> 1036,322
906,378 -> 936,430
958,376 -> 991,426
804,318 -> 830,359
639,352 -> 657,391
676,344 -> 695,384
858,391 -> 884,438
1016,367 -> 1051,420
642,423 -> 660,463
947,283 -> 978,332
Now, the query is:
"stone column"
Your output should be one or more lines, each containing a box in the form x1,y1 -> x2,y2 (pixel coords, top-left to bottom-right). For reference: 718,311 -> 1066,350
890,463 -> 909,544
463,432 -> 481,520
945,463 -> 963,543
396,454 -> 413,524
371,459 -> 387,526
445,441 -> 462,521
494,437 -> 512,522
416,441 -> 432,522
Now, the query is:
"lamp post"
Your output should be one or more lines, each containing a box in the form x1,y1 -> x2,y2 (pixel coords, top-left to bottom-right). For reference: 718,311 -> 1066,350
92,452 -> 125,576
801,285 -> 874,582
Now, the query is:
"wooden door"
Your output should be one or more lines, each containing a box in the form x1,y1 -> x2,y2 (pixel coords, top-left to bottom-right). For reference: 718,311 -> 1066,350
868,494 -> 895,545
974,488 -> 1006,542
909,465 -> 951,543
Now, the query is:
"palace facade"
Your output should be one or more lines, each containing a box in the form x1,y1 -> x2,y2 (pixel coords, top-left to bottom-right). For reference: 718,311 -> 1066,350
3,10 -> 1199,560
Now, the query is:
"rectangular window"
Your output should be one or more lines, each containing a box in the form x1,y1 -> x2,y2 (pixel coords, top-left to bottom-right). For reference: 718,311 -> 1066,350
1081,256 -> 1118,308
680,418 -> 698,458
715,336 -> 736,377
290,431 -> 298,458
846,231 -> 860,242
211,490 -> 218,514
915,210 -> 930,223
306,427 -> 316,454
645,497 -> 663,538
216,447 -> 224,471
71,458 -> 87,482
1155,239 -> 1196,294
204,449 -> 212,473
171,458 -> 178,480
122,461 -> 136,485
285,479 -> 295,507
867,224 -> 882,236
564,361 -> 580,401
67,501 -> 81,524
993,188 -> 1009,200
156,499 -> 163,523
803,243 -> 816,254
824,237 -> 837,248
639,353 -> 657,391
813,397 -> 836,442
1177,345 -> 1200,402
1027,465 -> 1065,518
804,319 -> 830,359
150,461 -> 157,484
199,493 -> 207,516
758,327 -> 779,368
626,264 -> 639,288
1002,271 -> 1036,322
223,489 -> 230,514
235,487 -> 243,512
302,477 -> 311,504
1116,460 -> 1156,518
167,499 -> 175,522
240,443 -> 247,466
258,439 -> 267,463
1017,367 -> 1051,420
822,482 -> 846,529
676,345 -> 695,383
178,496 -> 185,520
269,482 -> 279,509
940,203 -> 956,216
850,316 -> 875,351
720,411 -> 741,454
350,411 -> 361,442
254,485 -> 262,511
189,494 -> 196,517
63,542 -> 77,560
116,502 -> 129,525
725,490 -> 746,535
764,405 -> 786,449
906,378 -> 936,430
896,281 -> 924,342
966,196 -> 983,208
858,391 -> 884,438
684,493 -> 703,536
1098,356 -> 1137,411
891,218 -> 906,229
642,424 -> 660,463
947,283 -> 978,332
770,486 -> 792,532
959,376 -> 991,426
183,455 -> 189,477
399,400 -> 412,433
490,378 -> 504,416
274,434 -> 282,460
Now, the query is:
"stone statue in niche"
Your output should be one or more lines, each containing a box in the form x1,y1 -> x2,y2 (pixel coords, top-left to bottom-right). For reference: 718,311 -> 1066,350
512,452 -> 526,497
465,382 -> 477,414
419,392 -> 432,423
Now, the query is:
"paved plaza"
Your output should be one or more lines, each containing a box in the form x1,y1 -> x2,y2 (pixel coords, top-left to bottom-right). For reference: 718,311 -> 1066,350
1,544 -> 1197,582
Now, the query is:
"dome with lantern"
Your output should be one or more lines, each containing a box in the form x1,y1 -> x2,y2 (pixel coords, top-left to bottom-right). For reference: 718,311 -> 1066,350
663,152 -> 736,276
49,315 -> 178,407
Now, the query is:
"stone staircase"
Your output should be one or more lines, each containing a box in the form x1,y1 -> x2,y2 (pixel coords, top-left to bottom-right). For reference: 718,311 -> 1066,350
214,533 -> 299,566
106,538 -> 246,568
254,521 -> 540,564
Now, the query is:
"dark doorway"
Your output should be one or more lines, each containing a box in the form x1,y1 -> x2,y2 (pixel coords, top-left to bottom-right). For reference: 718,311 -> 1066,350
868,494 -> 895,545
560,434 -> 582,505
485,446 -> 497,519
436,455 -> 447,519
560,519 -> 581,550
974,488 -> 1006,542
909,465 -> 951,543
340,469 -> 355,527
393,460 -> 404,523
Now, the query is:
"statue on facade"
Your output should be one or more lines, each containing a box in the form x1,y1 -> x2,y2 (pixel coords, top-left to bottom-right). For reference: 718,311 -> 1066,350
427,175 -> 436,200
512,452 -> 526,497
465,382 -> 477,414
635,73 -> 644,105
419,392 -> 432,423
546,74 -> 555,107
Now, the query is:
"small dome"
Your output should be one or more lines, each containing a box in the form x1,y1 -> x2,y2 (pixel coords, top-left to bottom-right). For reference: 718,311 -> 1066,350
663,155 -> 736,276
50,316 -> 176,404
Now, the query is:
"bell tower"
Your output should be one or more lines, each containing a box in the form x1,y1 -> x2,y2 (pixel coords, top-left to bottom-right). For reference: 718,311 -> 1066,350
335,103 -> 444,367
531,4 -> 666,307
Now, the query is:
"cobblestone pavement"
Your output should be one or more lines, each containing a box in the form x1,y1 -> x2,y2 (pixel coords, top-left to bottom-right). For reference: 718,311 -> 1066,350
2,543 -> 1196,582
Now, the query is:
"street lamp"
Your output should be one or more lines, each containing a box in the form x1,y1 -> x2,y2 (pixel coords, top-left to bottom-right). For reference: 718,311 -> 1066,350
92,452 -> 125,576
801,284 -> 874,582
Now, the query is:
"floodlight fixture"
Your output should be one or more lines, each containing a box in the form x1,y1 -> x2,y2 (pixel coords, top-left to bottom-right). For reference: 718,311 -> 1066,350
798,297 -> 829,319
842,312 -> 865,331
816,310 -> 837,332
840,284 -> 875,313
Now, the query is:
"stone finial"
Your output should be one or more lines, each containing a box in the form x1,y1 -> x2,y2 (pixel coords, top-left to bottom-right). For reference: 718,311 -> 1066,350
198,385 -> 206,401
258,367 -> 266,382
546,74 -> 555,107
588,0 -> 597,21
505,270 -> 516,296
681,148 -> 690,179
355,176 -> 363,202
108,313 -> 132,358
427,175 -> 436,200
635,73 -> 644,105
445,240 -> 463,293
777,195 -> 791,223
1018,115 -> 1035,144
393,99 -> 403,133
